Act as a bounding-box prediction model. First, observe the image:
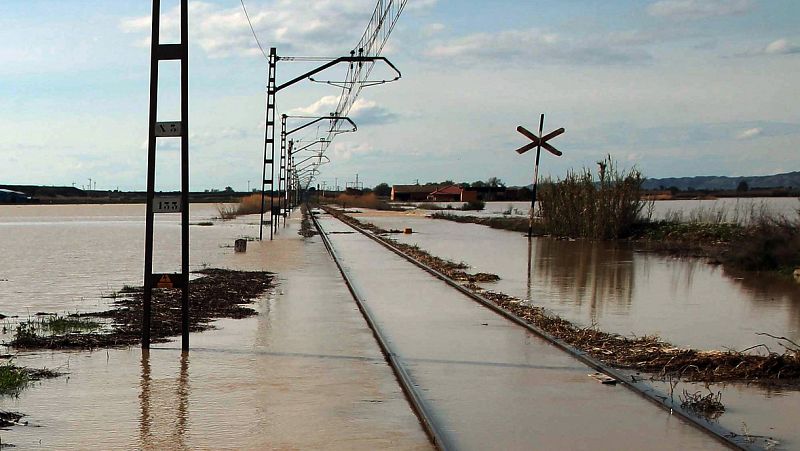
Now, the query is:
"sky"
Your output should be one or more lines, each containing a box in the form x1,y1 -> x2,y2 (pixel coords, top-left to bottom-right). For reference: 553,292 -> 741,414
0,0 -> 798,191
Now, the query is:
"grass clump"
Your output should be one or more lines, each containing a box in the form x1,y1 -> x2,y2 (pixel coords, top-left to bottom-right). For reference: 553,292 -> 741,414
43,316 -> 101,334
461,200 -> 485,211
725,215 -> 800,272
0,361 -> 62,397
635,202 -> 799,273
9,269 -> 273,350
14,315 -> 102,345
216,203 -> 238,220
0,363 -> 29,397
234,194 -> 284,216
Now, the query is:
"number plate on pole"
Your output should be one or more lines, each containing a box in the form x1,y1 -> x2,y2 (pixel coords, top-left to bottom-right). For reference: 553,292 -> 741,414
153,196 -> 182,213
155,121 -> 182,137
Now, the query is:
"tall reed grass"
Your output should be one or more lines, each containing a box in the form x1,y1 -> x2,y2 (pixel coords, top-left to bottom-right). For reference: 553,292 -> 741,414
662,200 -> 779,226
537,156 -> 651,239
331,193 -> 395,210
233,193 -> 283,216
725,213 -> 800,272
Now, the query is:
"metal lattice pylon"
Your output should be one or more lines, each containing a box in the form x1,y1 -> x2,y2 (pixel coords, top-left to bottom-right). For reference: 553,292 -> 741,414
259,48 -> 277,240
143,0 -> 190,350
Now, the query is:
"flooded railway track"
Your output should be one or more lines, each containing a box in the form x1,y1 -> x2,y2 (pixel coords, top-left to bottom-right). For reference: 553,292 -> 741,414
312,208 -> 762,451
313,209 -> 452,450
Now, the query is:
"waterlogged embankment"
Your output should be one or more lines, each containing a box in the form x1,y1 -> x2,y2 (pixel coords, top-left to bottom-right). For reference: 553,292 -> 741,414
9,269 -> 273,350
315,209 -> 726,450
324,206 -> 800,386
0,206 -> 432,449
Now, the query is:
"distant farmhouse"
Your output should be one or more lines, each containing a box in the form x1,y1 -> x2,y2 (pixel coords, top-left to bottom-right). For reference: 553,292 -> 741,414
427,185 -> 478,202
390,184 -> 440,201
391,184 -> 512,202
391,184 -> 478,202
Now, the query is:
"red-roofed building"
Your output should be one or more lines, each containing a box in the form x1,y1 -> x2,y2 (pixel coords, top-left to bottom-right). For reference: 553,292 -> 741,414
426,185 -> 478,202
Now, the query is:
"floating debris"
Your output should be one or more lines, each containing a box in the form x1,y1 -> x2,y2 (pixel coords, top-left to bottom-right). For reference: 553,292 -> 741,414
0,411 -> 25,428
680,389 -> 725,420
589,372 -> 618,385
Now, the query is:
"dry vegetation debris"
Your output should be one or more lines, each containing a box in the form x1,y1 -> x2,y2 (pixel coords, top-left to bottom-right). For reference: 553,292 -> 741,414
326,207 -> 800,386
470,284 -> 800,384
10,269 -> 273,350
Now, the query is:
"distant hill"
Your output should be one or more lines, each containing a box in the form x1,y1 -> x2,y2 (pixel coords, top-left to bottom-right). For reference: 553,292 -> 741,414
642,171 -> 800,191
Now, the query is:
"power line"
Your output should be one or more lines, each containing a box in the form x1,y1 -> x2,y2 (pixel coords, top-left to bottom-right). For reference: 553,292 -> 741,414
239,0 -> 269,61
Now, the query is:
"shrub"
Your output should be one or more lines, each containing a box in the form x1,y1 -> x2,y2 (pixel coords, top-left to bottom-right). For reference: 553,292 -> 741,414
216,203 -> 238,220
0,362 -> 29,396
461,200 -> 485,211
333,193 -> 398,210
537,156 -> 651,239
235,194 -> 283,216
724,215 -> 800,272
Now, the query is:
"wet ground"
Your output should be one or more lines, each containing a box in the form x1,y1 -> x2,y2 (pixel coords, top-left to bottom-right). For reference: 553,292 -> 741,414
0,206 -> 429,449
317,212 -> 723,450
350,207 -> 800,449
405,198 -> 800,221
2,203 -> 798,448
355,209 -> 800,353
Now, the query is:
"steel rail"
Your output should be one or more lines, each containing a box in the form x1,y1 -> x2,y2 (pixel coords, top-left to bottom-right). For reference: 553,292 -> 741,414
311,210 -> 453,451
319,206 -> 762,451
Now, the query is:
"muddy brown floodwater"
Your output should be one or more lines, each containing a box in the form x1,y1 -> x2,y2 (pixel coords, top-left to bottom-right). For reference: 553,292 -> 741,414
353,207 -> 800,449
0,205 -> 429,449
355,209 -> 800,352
317,212 -> 725,450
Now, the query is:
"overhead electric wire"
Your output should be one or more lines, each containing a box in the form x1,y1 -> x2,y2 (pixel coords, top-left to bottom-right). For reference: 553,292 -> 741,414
286,0 -> 408,190
240,0 -> 269,62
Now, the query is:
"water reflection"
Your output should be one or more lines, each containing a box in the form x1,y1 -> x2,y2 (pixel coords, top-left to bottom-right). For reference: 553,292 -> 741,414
176,352 -> 189,446
526,238 -> 533,301
139,350 -> 190,450
139,349 -> 151,445
724,267 -> 800,337
533,238 -> 635,323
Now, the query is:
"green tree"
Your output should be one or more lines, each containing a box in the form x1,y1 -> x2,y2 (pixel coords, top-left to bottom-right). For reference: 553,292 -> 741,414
737,180 -> 749,192
486,177 -> 505,187
373,183 -> 391,197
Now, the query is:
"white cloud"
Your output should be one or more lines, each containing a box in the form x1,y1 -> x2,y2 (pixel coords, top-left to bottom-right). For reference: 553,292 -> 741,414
288,95 -> 340,116
426,29 -> 650,65
736,127 -> 762,140
764,38 -> 800,55
422,23 -> 446,38
349,98 -> 397,125
289,96 -> 396,125
406,0 -> 438,11
120,0 -> 376,58
331,141 -> 373,161
647,0 -> 754,20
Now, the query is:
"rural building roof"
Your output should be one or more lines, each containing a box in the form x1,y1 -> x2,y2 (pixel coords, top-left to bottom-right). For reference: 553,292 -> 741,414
392,184 -> 442,193
428,185 -> 463,196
